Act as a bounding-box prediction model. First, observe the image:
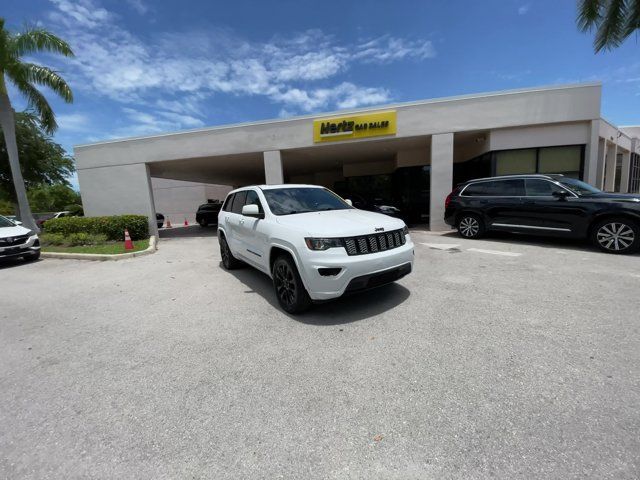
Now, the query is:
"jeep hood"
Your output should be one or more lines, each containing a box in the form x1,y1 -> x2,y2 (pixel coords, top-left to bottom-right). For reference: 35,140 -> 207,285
275,209 -> 405,237
0,224 -> 31,239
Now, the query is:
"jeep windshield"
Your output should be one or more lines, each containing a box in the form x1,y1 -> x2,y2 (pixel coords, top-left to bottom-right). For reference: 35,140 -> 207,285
262,188 -> 352,216
0,216 -> 16,228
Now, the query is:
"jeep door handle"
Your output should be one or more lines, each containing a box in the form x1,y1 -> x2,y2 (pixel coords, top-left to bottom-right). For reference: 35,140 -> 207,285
239,219 -> 245,224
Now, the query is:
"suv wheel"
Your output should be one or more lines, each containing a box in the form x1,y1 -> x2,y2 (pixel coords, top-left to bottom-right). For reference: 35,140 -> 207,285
591,218 -> 639,254
272,255 -> 311,314
457,213 -> 484,239
219,235 -> 241,269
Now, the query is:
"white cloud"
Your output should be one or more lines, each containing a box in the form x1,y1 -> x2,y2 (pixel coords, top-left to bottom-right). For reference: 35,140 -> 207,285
272,83 -> 391,112
354,36 -> 436,63
518,4 -> 530,15
45,0 -> 436,133
56,112 -> 92,131
49,0 -> 111,28
125,0 -> 148,15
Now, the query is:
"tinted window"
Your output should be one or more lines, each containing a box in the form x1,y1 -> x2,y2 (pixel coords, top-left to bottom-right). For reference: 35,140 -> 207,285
463,179 -> 524,196
262,188 -> 351,216
231,191 -> 247,214
525,179 -> 564,196
222,194 -> 234,212
244,190 -> 263,212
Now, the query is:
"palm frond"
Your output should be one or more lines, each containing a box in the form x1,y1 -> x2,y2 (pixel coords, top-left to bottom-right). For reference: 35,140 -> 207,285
18,82 -> 57,134
9,63 -> 73,103
594,0 -> 628,51
623,0 -> 640,36
577,0 -> 604,31
11,28 -> 74,58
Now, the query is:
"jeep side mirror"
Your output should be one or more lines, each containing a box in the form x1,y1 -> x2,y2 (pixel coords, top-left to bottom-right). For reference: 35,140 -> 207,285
345,199 -> 353,206
14,220 -> 22,225
242,204 -> 264,218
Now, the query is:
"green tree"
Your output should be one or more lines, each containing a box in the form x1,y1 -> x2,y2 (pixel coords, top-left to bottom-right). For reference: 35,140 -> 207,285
0,111 -> 75,208
27,184 -> 81,212
0,18 -> 74,230
578,0 -> 640,52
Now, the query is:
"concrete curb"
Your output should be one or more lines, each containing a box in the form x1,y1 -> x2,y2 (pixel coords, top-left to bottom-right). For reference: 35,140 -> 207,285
41,236 -> 157,261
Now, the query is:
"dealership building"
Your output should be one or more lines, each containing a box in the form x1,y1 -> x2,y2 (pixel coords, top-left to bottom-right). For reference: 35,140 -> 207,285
76,82 -> 640,235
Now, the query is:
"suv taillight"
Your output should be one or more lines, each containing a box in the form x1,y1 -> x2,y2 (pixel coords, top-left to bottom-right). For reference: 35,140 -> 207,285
445,187 -> 461,208
445,192 -> 453,209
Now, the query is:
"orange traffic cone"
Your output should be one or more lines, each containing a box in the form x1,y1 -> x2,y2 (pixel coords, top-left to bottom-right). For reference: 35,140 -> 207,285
184,218 -> 189,226
166,218 -> 172,228
124,229 -> 134,250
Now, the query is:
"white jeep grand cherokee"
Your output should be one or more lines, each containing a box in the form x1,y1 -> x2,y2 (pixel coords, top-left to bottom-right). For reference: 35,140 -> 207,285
218,185 -> 414,313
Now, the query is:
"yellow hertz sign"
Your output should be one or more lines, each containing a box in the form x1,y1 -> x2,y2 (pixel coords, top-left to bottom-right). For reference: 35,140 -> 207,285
313,111 -> 397,143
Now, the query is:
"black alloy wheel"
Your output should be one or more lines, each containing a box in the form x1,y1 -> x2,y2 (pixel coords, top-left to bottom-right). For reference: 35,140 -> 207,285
272,255 -> 311,314
220,236 -> 241,269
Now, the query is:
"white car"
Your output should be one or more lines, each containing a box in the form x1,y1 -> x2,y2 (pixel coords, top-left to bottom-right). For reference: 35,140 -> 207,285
217,185 -> 414,313
0,215 -> 41,262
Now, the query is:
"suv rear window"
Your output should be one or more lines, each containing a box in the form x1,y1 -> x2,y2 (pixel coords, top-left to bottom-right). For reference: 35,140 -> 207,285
462,179 -> 525,196
525,179 -> 565,196
231,191 -> 247,214
222,194 -> 234,212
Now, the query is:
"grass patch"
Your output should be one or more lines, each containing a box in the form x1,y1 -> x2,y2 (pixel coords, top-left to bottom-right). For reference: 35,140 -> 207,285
43,239 -> 150,255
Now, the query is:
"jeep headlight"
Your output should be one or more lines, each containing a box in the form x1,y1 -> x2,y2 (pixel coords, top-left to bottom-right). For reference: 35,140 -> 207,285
402,225 -> 409,235
305,238 -> 343,251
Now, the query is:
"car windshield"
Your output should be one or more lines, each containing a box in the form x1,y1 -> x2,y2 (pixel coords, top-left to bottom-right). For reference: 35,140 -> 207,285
0,215 -> 16,228
555,178 -> 601,195
262,187 -> 352,215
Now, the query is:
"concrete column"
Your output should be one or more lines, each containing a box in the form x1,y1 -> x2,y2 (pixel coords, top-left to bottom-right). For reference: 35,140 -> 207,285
604,142 -> 618,192
583,120 -> 600,186
264,150 -> 284,184
77,162 -> 158,237
430,133 -> 454,231
619,150 -> 631,193
596,139 -> 606,189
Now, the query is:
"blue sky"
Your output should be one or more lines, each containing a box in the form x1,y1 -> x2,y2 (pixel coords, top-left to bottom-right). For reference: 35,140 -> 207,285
4,0 -> 640,164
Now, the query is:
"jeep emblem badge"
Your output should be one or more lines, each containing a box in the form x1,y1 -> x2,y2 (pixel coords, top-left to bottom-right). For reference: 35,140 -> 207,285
374,227 -> 384,232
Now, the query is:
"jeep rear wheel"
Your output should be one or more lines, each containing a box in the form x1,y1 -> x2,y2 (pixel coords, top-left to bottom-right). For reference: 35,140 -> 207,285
219,235 -> 241,269
272,255 -> 311,314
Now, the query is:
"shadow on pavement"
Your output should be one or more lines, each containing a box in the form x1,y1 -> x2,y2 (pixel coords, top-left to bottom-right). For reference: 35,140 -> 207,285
159,225 -> 218,239
224,262 -> 410,325
434,230 -> 611,254
0,257 -> 41,270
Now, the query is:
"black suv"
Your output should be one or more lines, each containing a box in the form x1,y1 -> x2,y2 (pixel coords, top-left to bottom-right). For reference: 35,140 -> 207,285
444,174 -> 640,254
195,201 -> 222,227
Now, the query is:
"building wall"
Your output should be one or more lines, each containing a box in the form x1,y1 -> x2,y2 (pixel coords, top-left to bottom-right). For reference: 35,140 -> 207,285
75,83 -> 619,231
152,178 -> 231,226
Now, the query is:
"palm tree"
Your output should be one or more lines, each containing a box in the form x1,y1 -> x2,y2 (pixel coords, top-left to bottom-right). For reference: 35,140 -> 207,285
0,18 -> 74,230
578,0 -> 640,52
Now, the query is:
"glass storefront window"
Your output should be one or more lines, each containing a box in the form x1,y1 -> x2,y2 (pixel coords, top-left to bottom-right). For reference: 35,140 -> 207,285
495,149 -> 537,175
538,146 -> 582,178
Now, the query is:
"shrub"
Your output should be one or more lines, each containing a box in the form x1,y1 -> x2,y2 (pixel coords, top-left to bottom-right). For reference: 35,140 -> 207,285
40,232 -> 109,246
39,233 -> 66,246
64,204 -> 84,216
43,215 -> 149,240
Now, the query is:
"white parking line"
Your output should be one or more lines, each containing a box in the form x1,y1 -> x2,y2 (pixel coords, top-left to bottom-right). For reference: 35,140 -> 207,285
419,243 -> 461,251
467,248 -> 522,257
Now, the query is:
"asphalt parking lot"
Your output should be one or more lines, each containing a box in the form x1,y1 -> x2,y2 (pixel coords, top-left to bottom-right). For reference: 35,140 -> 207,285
1,227 -> 639,479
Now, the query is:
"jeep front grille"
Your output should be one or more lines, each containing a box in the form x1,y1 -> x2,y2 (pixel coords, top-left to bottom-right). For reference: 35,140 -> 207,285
0,234 -> 29,247
343,229 -> 406,256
